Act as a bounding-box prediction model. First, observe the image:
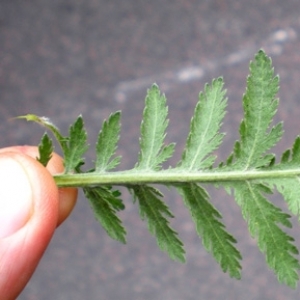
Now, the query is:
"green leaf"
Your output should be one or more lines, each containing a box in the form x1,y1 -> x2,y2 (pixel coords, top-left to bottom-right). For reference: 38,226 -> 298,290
224,50 -> 300,287
273,177 -> 300,220
37,133 -> 53,167
269,137 -> 300,220
22,50 -> 300,288
177,183 -> 242,279
136,84 -> 175,171
233,50 -> 283,169
17,114 -> 89,173
131,185 -> 185,262
95,111 -> 121,172
64,116 -> 89,173
234,182 -> 300,287
84,186 -> 126,243
178,77 -> 227,170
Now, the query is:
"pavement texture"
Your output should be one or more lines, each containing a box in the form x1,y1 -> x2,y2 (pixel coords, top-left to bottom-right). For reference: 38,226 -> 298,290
1,0 -> 300,299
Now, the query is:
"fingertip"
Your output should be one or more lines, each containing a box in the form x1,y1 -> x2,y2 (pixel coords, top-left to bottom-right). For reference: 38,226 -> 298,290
39,150 -> 78,225
56,186 -> 78,226
0,150 -> 60,232
0,151 -> 59,298
0,146 -> 78,226
0,146 -> 78,298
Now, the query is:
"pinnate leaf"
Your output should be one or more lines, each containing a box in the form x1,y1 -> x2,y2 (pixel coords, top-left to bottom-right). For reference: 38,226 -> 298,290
178,77 -> 227,170
84,186 -> 126,243
63,116 -> 89,173
37,133 -> 53,167
269,137 -> 300,219
95,111 -> 121,172
18,49 -> 300,288
131,185 -> 185,262
233,50 -> 283,168
217,50 -> 300,287
136,84 -> 175,170
234,182 -> 300,287
178,183 -> 242,279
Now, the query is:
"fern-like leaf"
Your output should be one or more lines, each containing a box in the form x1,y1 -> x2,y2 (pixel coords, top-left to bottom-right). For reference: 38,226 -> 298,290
131,185 -> 185,262
225,50 -> 300,287
18,49 -> 300,288
178,77 -> 227,170
136,84 -> 175,171
37,133 -> 53,167
233,50 -> 283,169
84,186 -> 126,243
234,182 -> 300,287
63,116 -> 89,173
177,183 -> 242,279
95,111 -> 121,172
269,137 -> 300,219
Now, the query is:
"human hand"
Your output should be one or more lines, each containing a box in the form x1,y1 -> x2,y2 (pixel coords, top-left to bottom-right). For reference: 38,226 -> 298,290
0,146 -> 77,300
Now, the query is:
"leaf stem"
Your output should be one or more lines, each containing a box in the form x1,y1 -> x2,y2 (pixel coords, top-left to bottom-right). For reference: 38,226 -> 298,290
53,168 -> 300,187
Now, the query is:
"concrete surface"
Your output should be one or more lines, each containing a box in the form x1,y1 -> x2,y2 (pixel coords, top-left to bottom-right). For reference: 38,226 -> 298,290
1,0 -> 300,299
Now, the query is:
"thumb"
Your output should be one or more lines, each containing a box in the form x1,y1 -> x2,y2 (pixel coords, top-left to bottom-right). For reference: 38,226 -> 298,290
0,151 -> 59,300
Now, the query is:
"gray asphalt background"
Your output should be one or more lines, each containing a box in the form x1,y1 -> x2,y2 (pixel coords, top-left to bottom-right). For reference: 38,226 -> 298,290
1,1 -> 300,299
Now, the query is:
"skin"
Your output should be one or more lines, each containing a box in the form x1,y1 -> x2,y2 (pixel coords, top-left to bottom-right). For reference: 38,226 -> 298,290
0,146 -> 77,300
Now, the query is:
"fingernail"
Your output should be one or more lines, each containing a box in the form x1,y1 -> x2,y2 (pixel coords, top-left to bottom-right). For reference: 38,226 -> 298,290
0,156 -> 33,238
